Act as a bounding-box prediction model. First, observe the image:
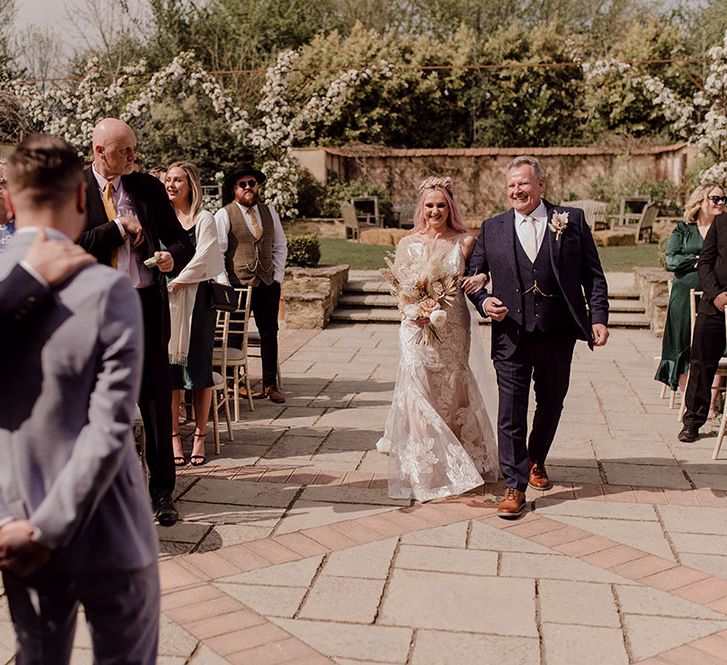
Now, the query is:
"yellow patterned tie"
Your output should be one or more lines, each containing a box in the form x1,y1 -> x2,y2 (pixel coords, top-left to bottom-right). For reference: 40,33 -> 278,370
247,206 -> 263,239
102,182 -> 119,268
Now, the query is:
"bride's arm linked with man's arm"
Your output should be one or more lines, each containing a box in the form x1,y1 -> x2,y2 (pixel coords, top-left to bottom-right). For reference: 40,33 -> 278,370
464,225 -> 508,322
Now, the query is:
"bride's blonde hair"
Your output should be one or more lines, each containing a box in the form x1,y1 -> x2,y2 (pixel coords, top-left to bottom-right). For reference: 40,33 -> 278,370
413,176 -> 468,233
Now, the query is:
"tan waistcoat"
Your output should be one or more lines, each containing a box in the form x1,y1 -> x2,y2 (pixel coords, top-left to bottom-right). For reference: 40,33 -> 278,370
224,202 -> 275,286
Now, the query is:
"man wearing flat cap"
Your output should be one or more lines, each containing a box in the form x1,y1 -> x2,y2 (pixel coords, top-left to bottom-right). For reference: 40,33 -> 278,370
215,164 -> 288,403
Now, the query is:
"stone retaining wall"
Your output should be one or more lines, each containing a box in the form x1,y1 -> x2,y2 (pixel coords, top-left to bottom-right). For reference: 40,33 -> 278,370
282,265 -> 349,329
633,267 -> 670,336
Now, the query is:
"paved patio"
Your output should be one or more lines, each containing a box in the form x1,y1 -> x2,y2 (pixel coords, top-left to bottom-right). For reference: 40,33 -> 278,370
2,313 -> 727,664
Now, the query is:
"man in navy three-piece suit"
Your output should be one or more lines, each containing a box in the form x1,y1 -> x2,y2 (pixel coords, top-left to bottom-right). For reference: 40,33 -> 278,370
468,156 -> 609,519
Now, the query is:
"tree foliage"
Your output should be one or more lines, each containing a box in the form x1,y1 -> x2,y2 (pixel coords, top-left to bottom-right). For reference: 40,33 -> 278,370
3,0 -> 722,154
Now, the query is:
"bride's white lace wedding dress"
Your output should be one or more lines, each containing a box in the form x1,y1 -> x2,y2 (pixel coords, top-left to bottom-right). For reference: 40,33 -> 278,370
377,235 -> 499,501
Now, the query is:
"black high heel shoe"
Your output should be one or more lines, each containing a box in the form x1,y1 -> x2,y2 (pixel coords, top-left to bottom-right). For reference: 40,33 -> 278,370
190,432 -> 207,466
172,432 -> 186,466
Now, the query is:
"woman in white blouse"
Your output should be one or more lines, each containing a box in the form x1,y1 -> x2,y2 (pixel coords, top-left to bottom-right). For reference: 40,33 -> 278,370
166,162 -> 226,466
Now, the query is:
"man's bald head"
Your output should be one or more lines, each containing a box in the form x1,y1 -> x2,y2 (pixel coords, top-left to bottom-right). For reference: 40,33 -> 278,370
92,118 -> 137,179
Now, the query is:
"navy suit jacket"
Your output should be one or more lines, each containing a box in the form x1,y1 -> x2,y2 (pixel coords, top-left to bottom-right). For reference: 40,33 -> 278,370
697,212 -> 727,316
468,199 -> 609,360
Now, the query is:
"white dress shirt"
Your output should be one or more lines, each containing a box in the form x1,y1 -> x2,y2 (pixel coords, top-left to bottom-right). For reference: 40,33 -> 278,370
514,200 -> 548,260
91,166 -> 153,288
214,201 -> 288,283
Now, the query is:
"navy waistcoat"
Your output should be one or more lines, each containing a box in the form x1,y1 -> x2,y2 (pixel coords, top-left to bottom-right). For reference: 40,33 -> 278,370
515,234 -> 570,333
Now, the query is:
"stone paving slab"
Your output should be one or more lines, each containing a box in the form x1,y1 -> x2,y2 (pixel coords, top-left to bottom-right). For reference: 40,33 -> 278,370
410,631 -> 540,665
541,623 -> 630,665
539,579 -> 620,627
380,568 -> 538,636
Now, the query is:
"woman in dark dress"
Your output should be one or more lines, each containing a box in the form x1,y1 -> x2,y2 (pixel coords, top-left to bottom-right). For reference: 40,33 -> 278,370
166,162 -> 226,465
656,183 -> 726,412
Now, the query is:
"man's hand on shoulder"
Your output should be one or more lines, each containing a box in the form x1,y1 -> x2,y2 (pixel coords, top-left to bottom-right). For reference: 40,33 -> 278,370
24,230 -> 96,285
0,519 -> 50,577
714,292 -> 727,312
592,323 -> 609,347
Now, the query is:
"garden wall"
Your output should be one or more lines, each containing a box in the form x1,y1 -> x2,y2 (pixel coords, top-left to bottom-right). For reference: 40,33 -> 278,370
293,144 -> 691,227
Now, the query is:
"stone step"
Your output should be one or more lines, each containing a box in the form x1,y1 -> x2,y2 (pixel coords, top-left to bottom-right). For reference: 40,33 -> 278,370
331,308 -> 401,323
339,293 -> 397,307
344,280 -> 392,294
609,290 -> 640,300
608,298 -> 646,314
345,280 -> 640,301
338,293 -> 643,314
331,307 -> 651,328
607,312 -> 651,328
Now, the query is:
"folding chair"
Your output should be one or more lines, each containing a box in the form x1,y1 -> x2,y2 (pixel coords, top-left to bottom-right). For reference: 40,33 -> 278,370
212,286 -> 254,421
210,309 -> 235,454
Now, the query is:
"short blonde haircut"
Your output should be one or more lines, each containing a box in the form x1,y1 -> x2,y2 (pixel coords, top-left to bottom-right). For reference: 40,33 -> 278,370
166,161 -> 203,218
684,183 -> 724,222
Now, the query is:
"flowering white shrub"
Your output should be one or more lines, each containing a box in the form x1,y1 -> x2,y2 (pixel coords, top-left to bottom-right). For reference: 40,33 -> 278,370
7,49 -> 387,218
584,37 -> 727,184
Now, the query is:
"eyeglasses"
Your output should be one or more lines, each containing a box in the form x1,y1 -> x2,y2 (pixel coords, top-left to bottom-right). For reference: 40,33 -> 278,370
708,195 -> 727,204
235,178 -> 257,189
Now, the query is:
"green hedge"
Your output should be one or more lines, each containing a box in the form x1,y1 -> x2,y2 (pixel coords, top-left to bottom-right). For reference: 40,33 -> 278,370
286,234 -> 321,268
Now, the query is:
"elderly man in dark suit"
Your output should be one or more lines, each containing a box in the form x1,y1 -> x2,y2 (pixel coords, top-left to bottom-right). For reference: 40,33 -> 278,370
78,118 -> 194,526
680,213 -> 727,442
468,156 -> 609,519
0,134 -> 159,665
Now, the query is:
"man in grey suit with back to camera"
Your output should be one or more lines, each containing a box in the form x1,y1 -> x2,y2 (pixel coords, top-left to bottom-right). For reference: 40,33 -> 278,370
0,134 -> 160,664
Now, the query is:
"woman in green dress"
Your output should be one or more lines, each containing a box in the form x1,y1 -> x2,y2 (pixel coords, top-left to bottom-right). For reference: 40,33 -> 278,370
656,183 -> 726,410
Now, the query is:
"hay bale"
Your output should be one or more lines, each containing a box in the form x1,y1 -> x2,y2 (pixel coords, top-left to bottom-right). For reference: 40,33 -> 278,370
360,229 -> 395,245
593,230 -> 637,247
390,229 -> 412,245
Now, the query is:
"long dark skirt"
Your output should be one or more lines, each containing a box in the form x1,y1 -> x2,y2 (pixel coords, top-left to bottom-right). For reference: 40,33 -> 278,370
171,283 -> 215,390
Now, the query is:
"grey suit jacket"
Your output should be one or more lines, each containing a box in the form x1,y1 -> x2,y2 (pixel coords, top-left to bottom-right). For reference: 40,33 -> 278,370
0,231 -> 158,574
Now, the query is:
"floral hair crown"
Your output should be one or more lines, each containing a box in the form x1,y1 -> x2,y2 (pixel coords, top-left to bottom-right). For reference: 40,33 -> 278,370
419,176 -> 454,195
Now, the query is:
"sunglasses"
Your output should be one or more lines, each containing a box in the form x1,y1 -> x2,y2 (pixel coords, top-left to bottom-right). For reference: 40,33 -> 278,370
235,178 -> 257,189
708,195 -> 727,204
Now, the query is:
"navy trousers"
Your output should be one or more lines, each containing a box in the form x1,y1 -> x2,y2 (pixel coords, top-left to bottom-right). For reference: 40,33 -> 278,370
494,329 -> 577,491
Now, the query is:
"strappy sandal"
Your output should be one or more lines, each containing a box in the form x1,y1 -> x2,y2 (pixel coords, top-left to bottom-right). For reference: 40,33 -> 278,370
172,432 -> 186,466
190,432 -> 207,466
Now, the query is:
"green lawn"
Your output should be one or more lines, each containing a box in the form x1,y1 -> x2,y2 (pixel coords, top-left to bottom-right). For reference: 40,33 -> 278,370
319,238 -> 663,272
596,243 -> 661,271
319,238 -> 393,269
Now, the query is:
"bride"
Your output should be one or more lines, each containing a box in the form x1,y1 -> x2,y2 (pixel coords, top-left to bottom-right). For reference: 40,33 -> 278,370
377,176 -> 498,501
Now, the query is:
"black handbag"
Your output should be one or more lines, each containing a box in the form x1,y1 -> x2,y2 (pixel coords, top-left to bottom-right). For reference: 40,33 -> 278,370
207,281 -> 238,312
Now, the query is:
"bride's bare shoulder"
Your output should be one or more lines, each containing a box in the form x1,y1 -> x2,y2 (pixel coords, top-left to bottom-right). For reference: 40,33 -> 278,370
459,232 -> 478,258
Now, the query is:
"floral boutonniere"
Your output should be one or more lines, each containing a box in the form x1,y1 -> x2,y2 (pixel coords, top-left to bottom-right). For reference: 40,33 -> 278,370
549,210 -> 569,240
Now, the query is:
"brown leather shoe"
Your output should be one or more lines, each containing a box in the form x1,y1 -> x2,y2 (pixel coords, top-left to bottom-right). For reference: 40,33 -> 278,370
497,488 -> 526,519
528,460 -> 552,491
265,386 -> 286,403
